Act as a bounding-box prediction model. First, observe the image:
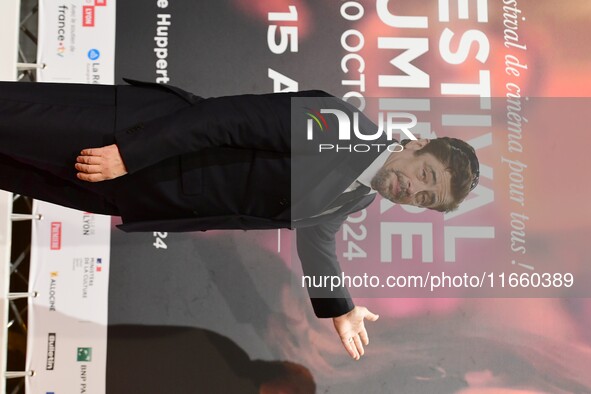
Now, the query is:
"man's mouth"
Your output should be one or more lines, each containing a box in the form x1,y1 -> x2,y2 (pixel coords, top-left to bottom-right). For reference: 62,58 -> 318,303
390,172 -> 401,199
392,172 -> 408,201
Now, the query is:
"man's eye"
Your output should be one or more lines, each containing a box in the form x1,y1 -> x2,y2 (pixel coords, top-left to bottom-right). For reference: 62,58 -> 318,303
417,192 -> 433,207
426,194 -> 435,206
417,192 -> 427,205
422,169 -> 427,181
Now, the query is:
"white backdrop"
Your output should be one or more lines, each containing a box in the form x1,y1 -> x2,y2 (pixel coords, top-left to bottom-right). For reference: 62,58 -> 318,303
37,0 -> 115,83
26,0 -> 116,392
26,202 -> 111,394
0,0 -> 20,81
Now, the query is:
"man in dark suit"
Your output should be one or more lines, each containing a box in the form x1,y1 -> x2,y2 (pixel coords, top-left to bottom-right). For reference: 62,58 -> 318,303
0,79 -> 479,360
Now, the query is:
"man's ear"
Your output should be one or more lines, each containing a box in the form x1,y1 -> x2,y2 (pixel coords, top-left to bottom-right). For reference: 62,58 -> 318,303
404,138 -> 430,151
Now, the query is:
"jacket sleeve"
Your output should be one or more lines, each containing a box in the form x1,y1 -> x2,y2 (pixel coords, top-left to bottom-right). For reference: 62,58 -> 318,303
296,214 -> 355,318
114,90 -> 332,174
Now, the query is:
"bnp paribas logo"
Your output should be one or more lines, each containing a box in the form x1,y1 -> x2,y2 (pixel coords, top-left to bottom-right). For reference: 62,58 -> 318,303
305,107 -> 416,153
77,347 -> 92,362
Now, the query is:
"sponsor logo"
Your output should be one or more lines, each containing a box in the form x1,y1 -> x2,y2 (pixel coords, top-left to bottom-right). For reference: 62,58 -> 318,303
87,49 -> 100,62
82,212 -> 96,235
49,272 -> 58,312
82,258 -> 96,298
50,222 -> 62,250
78,348 -> 92,393
80,364 -> 89,392
82,6 -> 95,27
88,61 -> 101,84
77,347 -> 92,362
57,5 -> 68,57
46,333 -> 57,370
74,257 -> 99,297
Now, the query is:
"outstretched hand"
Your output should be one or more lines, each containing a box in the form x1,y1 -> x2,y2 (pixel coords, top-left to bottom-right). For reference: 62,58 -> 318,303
332,306 -> 379,360
75,144 -> 128,182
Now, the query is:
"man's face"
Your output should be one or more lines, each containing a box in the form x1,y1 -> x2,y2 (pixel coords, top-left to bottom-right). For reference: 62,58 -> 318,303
371,139 -> 452,210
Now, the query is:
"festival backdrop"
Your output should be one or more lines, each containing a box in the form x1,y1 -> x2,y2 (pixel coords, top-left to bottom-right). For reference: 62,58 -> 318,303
40,0 -> 591,392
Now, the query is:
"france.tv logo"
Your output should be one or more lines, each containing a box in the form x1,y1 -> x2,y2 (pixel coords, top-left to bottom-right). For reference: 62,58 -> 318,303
87,49 -> 101,61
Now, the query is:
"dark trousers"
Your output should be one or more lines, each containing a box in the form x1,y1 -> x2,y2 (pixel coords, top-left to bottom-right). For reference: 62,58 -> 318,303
0,82 -> 121,214
0,81 -> 190,217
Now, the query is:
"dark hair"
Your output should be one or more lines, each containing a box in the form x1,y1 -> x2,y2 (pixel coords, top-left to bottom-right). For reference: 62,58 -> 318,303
401,137 -> 479,212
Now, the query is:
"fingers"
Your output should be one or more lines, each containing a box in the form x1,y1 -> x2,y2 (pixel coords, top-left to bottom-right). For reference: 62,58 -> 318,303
357,308 -> 378,347
77,155 -> 102,165
353,335 -> 364,358
76,147 -> 110,183
333,306 -> 382,361
76,153 -> 105,182
363,308 -> 380,322
75,163 -> 101,174
342,337 -> 359,360
76,172 -> 105,183
341,335 -> 365,360
359,329 -> 369,346
368,312 -> 380,321
80,148 -> 102,156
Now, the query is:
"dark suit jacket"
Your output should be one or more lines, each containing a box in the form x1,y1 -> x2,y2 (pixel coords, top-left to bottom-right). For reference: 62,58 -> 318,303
110,80 -> 388,318
0,79 -> 385,318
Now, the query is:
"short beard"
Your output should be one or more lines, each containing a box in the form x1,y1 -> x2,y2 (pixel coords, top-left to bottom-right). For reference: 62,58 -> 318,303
371,168 -> 399,201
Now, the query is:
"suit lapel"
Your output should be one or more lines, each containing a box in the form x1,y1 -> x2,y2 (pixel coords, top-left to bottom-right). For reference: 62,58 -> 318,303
292,193 -> 376,228
290,138 -> 387,220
